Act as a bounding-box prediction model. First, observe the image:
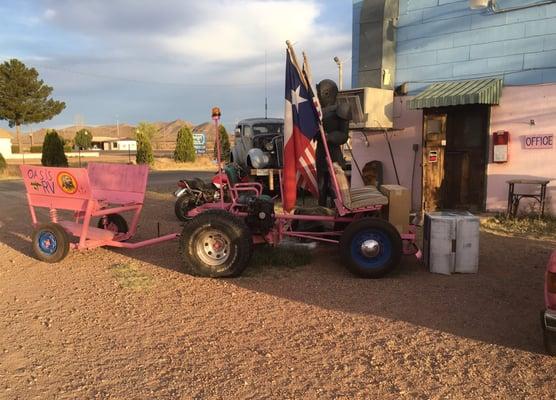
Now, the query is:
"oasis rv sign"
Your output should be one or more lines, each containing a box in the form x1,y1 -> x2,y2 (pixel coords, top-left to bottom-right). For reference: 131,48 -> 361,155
523,134 -> 553,149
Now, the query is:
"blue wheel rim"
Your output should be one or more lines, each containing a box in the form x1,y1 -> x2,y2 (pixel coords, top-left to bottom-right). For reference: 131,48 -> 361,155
350,229 -> 392,269
38,231 -> 58,255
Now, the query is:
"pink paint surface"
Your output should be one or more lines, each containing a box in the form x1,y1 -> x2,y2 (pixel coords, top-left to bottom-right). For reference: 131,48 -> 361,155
488,84 -> 556,213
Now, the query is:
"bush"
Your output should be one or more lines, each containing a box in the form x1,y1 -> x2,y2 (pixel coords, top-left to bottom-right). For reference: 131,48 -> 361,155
214,125 -> 230,162
30,145 -> 42,153
11,145 -> 19,154
174,126 -> 196,162
135,123 -> 154,166
0,153 -> 6,174
41,129 -> 68,167
74,128 -> 92,150
63,144 -> 72,152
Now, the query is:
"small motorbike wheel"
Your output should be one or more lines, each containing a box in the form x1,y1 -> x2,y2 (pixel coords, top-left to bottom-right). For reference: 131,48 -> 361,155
174,193 -> 199,222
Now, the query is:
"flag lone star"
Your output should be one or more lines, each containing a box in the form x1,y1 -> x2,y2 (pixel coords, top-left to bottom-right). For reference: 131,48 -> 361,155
291,85 -> 307,112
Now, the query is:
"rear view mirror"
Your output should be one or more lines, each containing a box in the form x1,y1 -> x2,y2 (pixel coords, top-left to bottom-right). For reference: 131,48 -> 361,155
234,127 -> 241,138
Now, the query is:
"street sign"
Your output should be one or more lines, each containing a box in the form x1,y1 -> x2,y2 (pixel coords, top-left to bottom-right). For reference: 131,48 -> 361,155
193,133 -> 206,154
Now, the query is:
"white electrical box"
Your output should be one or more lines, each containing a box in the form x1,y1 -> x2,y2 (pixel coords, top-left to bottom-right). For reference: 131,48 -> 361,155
338,87 -> 393,129
423,211 -> 480,275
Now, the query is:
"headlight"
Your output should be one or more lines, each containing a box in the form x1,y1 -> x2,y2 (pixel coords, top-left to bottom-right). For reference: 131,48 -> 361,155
265,142 -> 274,151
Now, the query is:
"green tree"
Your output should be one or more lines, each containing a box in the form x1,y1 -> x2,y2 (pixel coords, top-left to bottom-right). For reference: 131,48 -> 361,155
0,152 -> 6,174
74,128 -> 92,150
41,129 -> 68,167
0,59 -> 66,152
174,126 -> 196,162
135,122 -> 154,165
214,125 -> 230,163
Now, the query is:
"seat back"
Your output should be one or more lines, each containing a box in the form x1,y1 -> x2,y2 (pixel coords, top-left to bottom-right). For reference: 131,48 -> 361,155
87,162 -> 148,205
332,163 -> 351,208
223,164 -> 241,186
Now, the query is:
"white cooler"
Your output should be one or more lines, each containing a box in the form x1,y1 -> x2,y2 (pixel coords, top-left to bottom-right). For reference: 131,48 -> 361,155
423,211 -> 480,275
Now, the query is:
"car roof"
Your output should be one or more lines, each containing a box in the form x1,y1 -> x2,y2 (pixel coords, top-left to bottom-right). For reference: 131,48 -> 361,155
236,118 -> 283,125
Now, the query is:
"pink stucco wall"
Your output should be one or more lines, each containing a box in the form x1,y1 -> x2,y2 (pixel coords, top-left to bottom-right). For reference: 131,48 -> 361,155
351,96 -> 423,211
488,84 -> 556,214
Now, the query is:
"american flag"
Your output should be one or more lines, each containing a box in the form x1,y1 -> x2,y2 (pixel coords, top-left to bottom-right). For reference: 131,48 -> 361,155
283,45 -> 319,212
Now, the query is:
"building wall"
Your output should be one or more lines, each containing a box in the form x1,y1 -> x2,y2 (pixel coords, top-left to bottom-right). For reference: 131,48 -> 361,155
396,0 -> 556,92
0,138 -> 12,157
487,84 -> 556,213
351,96 -> 424,210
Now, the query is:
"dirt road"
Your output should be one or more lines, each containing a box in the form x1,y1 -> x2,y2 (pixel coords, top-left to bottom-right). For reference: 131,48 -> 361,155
1,175 -> 555,399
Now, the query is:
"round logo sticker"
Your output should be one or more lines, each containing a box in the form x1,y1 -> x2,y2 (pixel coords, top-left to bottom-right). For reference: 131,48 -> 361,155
57,172 -> 78,194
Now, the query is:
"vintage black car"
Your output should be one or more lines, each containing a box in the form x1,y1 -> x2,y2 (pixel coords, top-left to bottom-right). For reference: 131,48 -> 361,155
230,118 -> 284,169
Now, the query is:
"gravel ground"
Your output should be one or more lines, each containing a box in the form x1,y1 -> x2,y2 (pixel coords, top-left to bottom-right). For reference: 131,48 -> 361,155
1,180 -> 555,399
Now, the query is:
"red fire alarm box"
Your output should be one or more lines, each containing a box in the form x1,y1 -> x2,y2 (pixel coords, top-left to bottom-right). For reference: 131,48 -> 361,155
493,131 -> 509,163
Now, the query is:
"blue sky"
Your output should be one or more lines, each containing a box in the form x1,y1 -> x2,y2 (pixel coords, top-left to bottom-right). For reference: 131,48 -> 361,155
0,0 -> 353,132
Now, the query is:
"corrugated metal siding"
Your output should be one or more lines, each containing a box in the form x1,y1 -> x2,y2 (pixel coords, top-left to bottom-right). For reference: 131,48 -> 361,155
408,78 -> 503,109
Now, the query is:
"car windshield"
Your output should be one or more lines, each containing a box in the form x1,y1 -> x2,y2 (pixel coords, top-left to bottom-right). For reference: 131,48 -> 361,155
251,123 -> 283,135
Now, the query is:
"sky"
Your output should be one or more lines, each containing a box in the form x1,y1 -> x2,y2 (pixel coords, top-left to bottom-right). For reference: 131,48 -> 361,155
0,0 -> 353,132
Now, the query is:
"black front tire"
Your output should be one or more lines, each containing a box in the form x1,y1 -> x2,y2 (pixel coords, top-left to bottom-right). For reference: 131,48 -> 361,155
339,218 -> 402,278
97,214 -> 128,234
179,210 -> 252,277
174,193 -> 198,222
32,223 -> 70,263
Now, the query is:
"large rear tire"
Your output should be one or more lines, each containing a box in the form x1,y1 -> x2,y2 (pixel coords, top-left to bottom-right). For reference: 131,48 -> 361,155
32,223 -> 70,263
179,210 -> 252,277
339,218 -> 402,278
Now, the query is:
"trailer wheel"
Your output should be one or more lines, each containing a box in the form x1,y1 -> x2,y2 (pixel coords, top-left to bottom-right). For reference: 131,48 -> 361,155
174,193 -> 197,222
179,210 -> 252,277
340,218 -> 402,278
32,223 -> 70,263
97,214 -> 128,234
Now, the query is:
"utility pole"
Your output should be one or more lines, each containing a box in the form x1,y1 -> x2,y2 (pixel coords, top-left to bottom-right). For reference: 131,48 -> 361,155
116,115 -> 120,139
333,56 -> 344,90
264,49 -> 268,119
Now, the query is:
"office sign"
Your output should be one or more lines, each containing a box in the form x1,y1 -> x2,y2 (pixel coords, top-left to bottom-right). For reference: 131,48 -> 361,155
523,134 -> 553,149
193,133 -> 206,154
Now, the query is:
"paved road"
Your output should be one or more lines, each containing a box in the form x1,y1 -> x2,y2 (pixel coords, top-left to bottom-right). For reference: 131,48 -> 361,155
0,170 -> 213,207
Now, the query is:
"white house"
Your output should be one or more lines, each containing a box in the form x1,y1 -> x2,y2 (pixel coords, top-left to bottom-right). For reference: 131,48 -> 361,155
0,128 -> 13,157
92,136 -> 137,151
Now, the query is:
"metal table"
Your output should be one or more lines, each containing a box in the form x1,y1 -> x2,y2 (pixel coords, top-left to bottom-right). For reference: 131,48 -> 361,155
506,179 -> 550,217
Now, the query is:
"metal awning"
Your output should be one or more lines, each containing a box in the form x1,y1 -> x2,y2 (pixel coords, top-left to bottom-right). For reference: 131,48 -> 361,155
408,78 -> 503,109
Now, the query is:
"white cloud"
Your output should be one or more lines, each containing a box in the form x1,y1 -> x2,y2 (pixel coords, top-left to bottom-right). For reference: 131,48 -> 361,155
43,8 -> 56,20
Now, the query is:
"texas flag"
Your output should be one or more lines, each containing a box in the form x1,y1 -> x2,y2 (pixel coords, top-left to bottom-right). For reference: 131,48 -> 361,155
283,46 -> 319,212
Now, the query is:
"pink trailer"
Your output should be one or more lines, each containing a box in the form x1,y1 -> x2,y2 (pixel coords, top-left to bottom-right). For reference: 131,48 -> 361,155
21,163 -> 179,262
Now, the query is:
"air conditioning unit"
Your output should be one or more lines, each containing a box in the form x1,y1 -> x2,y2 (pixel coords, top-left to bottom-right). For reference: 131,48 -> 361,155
337,87 -> 393,130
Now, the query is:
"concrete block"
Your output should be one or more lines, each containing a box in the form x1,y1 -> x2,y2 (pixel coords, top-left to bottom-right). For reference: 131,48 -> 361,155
399,15 -> 471,41
397,63 -> 454,82
452,59 -> 488,77
544,34 -> 556,51
486,54 -> 524,73
453,23 -> 525,46
407,0 -> 439,11
470,42 -> 505,59
505,70 -> 543,85
542,68 -> 556,83
397,10 -> 423,27
471,13 -> 507,30
507,6 -> 547,24
422,1 -> 470,22
397,34 -> 454,54
524,49 -> 556,69
525,17 -> 556,37
436,46 -> 470,63
397,50 -> 438,68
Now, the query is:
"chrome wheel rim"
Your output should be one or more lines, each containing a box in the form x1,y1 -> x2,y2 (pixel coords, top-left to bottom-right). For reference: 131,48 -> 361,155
195,229 -> 231,266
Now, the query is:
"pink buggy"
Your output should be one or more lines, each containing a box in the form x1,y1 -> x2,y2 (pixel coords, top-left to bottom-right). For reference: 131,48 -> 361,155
21,163 -> 179,263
